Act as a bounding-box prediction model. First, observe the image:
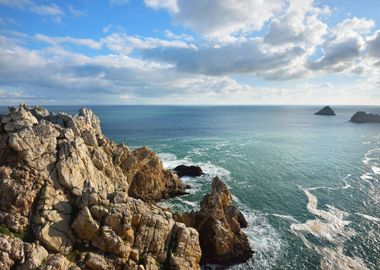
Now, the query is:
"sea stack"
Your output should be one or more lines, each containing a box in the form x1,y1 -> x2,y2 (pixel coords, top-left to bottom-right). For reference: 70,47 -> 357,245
350,111 -> 380,123
315,106 -> 336,116
0,104 -> 252,269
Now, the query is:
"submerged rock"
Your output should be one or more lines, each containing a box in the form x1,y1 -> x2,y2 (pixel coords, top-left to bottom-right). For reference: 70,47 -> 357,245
350,111 -> 380,123
174,177 -> 253,265
315,106 -> 336,116
173,165 -> 203,178
0,104 -> 252,269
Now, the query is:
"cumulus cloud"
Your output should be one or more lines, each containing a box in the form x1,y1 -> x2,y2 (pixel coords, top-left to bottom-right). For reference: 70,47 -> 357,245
264,0 -> 329,49
307,17 -> 376,72
0,34 -> 253,104
0,0 -> 379,104
142,38 -> 306,79
367,31 -> 380,58
145,0 -> 283,41
308,38 -> 363,71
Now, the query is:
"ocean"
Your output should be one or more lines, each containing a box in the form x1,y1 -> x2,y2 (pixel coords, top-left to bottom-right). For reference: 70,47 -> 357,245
1,105 -> 379,269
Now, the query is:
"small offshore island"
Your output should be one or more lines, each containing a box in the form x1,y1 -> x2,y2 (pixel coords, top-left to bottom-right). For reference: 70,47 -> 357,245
350,111 -> 380,124
315,106 -> 336,116
0,105 -> 252,270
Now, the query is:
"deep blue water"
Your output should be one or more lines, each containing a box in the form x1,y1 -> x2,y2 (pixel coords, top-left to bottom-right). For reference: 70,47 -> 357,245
1,105 -> 380,269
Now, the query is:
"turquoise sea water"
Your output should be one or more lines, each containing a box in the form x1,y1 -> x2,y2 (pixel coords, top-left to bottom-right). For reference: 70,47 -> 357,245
1,105 -> 379,269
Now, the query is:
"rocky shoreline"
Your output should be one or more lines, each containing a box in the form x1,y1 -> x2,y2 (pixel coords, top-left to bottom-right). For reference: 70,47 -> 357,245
0,105 -> 252,270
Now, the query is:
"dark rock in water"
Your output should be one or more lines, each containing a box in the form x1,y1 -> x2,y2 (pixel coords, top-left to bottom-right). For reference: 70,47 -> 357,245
174,177 -> 253,266
315,106 -> 336,116
174,164 -> 203,177
351,111 -> 380,123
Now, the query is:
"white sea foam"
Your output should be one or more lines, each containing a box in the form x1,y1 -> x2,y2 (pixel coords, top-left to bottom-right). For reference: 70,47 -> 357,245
290,188 -> 368,269
158,152 -> 231,178
270,213 -> 299,223
360,173 -> 374,181
292,189 -> 355,243
231,210 -> 282,270
363,148 -> 380,165
355,213 -> 380,222
371,166 -> 380,175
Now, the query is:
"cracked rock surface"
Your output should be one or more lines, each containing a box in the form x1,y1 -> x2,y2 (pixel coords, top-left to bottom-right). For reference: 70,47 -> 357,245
0,104 -> 252,269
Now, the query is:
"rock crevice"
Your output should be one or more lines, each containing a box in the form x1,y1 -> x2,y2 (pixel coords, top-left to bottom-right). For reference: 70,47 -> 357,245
0,105 -> 252,269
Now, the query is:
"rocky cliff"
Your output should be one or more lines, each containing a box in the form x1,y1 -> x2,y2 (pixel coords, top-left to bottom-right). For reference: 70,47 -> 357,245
0,105 -> 252,270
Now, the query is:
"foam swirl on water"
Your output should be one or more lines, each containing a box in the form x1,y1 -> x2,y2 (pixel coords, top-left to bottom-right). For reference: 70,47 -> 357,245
291,188 -> 368,269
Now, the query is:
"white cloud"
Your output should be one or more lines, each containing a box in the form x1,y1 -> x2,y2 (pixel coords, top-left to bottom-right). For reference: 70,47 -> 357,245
68,5 -> 86,17
332,17 -> 375,42
145,0 -> 283,41
0,33 -> 254,104
0,0 -> 379,104
307,17 -> 376,73
367,31 -> 380,58
0,16 -> 17,26
264,0 -> 329,49
144,0 -> 178,13
0,0 -> 32,9
308,38 -> 364,71
0,88 -> 35,99
101,33 -> 195,54
164,30 -> 193,41
35,34 -> 102,49
142,37 -> 306,79
0,0 -> 65,22
30,3 -> 63,16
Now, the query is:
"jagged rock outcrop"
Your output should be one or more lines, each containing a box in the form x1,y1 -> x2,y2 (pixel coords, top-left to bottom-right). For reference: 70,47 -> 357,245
173,165 -> 203,178
0,104 -> 251,269
174,177 -> 253,265
315,106 -> 336,116
350,111 -> 380,123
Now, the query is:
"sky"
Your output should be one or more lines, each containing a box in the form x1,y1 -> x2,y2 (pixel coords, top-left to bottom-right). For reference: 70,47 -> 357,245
0,0 -> 379,105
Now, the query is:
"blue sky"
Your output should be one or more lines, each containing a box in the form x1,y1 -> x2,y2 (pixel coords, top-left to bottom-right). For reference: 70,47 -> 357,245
0,0 -> 379,105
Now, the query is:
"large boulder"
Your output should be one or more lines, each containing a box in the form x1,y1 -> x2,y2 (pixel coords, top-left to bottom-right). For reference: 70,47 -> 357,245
350,111 -> 380,123
174,177 -> 253,265
315,106 -> 336,116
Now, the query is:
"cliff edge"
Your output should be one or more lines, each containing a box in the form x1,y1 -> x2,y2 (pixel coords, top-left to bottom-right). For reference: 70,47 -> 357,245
0,104 -> 252,270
